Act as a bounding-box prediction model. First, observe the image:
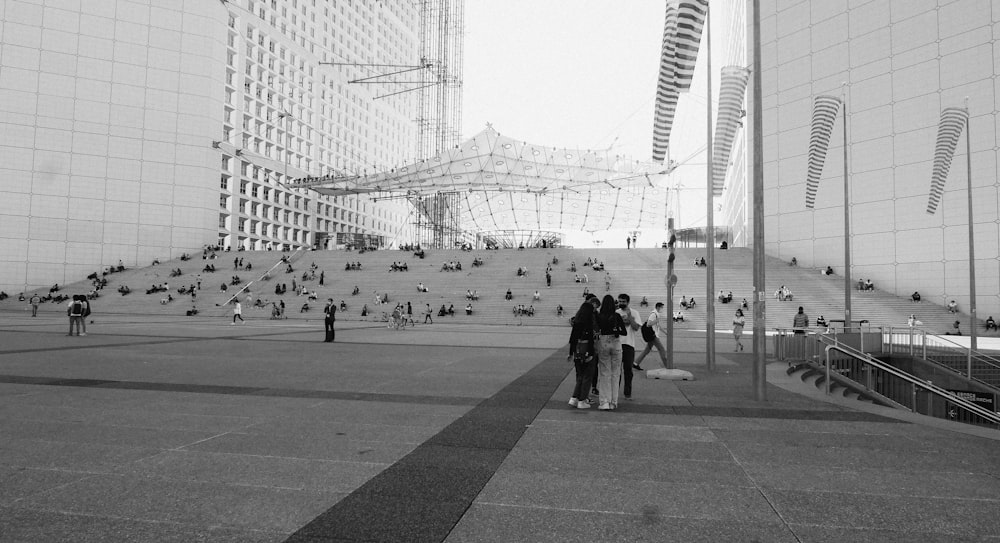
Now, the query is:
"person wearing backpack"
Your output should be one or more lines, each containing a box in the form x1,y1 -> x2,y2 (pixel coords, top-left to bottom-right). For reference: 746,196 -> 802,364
67,295 -> 85,336
633,302 -> 671,371
80,296 -> 92,335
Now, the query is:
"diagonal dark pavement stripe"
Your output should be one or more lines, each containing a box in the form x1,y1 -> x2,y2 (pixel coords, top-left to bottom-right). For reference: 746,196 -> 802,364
283,349 -> 573,543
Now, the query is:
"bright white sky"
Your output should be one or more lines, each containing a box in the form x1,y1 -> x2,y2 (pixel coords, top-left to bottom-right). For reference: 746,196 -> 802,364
462,0 -> 663,160
461,0 -> 714,243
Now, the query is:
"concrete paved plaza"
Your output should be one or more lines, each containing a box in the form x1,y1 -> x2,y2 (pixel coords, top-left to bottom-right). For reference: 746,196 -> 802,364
1,313 -> 999,542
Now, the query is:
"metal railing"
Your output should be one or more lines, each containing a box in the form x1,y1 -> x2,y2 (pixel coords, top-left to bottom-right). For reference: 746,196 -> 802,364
223,248 -> 307,307
774,329 -> 1000,428
817,336 -> 1000,428
882,327 -> 1000,389
772,324 -> 881,362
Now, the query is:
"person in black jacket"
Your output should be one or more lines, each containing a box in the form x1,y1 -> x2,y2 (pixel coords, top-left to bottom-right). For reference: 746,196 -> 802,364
323,299 -> 336,342
567,301 -> 597,409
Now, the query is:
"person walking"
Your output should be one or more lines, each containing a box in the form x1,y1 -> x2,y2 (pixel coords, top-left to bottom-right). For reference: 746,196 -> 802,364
545,270 -> 551,288
424,303 -> 433,324
67,295 -> 85,336
232,300 -> 244,324
633,302 -> 672,370
29,293 -> 40,317
792,306 -> 808,334
732,308 -> 745,351
626,236 -> 631,249
567,300 -> 598,409
616,293 -> 641,399
323,298 -> 336,342
595,294 -> 626,410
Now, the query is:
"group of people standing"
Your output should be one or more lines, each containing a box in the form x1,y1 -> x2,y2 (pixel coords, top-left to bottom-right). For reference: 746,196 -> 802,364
567,294 -> 672,411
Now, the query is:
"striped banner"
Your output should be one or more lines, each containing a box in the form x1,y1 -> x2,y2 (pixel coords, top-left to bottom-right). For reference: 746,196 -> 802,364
804,95 -> 842,209
652,0 -> 709,162
926,107 -> 968,214
711,66 -> 750,196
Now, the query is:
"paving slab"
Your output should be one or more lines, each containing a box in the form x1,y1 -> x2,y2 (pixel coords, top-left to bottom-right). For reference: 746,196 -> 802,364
0,507 -> 286,543
18,475 -> 341,533
445,504 -> 800,543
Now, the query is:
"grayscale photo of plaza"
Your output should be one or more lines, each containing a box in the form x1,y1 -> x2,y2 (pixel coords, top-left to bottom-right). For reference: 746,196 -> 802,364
1,1 -> 999,541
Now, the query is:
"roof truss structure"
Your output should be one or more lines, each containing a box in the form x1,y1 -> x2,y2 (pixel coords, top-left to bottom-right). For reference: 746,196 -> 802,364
292,127 -> 676,234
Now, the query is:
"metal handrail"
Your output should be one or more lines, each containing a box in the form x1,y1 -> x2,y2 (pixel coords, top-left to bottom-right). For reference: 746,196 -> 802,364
818,335 -> 1000,427
883,327 -> 1000,389
223,248 -> 306,307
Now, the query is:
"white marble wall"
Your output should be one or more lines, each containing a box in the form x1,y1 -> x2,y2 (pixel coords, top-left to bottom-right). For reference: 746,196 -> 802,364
759,0 -> 1000,316
0,0 -> 226,292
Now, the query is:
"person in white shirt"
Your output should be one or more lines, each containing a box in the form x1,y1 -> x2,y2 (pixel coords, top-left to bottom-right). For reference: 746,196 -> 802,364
232,300 -> 244,324
632,302 -> 671,370
732,309 -> 745,351
616,293 -> 641,399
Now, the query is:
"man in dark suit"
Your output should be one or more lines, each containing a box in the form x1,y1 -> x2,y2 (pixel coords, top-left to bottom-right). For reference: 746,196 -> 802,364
324,299 -> 336,342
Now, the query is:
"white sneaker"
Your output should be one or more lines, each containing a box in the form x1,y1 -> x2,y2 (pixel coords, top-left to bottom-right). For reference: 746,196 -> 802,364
568,398 -> 579,407
598,402 -> 611,411
576,401 -> 591,409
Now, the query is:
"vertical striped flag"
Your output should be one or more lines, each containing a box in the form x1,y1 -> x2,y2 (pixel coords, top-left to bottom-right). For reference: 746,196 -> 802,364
926,107 -> 968,214
652,0 -> 709,162
711,66 -> 750,196
804,95 -> 842,208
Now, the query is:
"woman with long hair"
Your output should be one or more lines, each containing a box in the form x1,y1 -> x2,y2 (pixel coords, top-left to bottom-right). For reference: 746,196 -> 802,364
595,294 -> 627,410
732,308 -> 745,351
567,300 -> 598,409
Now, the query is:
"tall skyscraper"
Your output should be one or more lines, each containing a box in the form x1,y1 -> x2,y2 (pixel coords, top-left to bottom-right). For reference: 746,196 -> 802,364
0,0 -> 423,292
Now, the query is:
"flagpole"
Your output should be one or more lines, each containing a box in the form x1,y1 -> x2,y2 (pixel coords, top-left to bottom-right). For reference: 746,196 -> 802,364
705,1 -> 716,373
842,83 -> 852,329
965,97 -> 977,368
750,0 -> 766,400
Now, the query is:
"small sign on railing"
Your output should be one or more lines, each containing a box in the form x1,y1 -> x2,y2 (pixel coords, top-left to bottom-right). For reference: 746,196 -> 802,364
946,389 -> 998,412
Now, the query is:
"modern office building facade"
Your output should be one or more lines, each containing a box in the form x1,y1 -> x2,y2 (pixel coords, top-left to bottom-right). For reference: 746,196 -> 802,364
0,0 -> 419,293
734,0 -> 1000,316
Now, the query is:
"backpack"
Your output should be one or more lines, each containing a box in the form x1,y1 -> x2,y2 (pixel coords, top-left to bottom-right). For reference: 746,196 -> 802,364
640,313 -> 657,342
69,300 -> 83,316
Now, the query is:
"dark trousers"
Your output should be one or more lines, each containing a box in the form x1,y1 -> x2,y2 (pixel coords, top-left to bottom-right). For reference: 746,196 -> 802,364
572,354 -> 595,401
590,350 -> 600,394
620,344 -> 635,397
324,319 -> 335,342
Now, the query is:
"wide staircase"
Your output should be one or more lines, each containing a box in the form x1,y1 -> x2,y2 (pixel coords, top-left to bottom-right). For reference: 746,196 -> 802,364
1,247 -> 977,334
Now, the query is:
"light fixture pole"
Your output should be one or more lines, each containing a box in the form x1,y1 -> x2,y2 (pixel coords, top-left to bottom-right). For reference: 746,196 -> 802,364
964,97 -> 978,366
751,0 -> 766,400
705,2 -> 716,373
